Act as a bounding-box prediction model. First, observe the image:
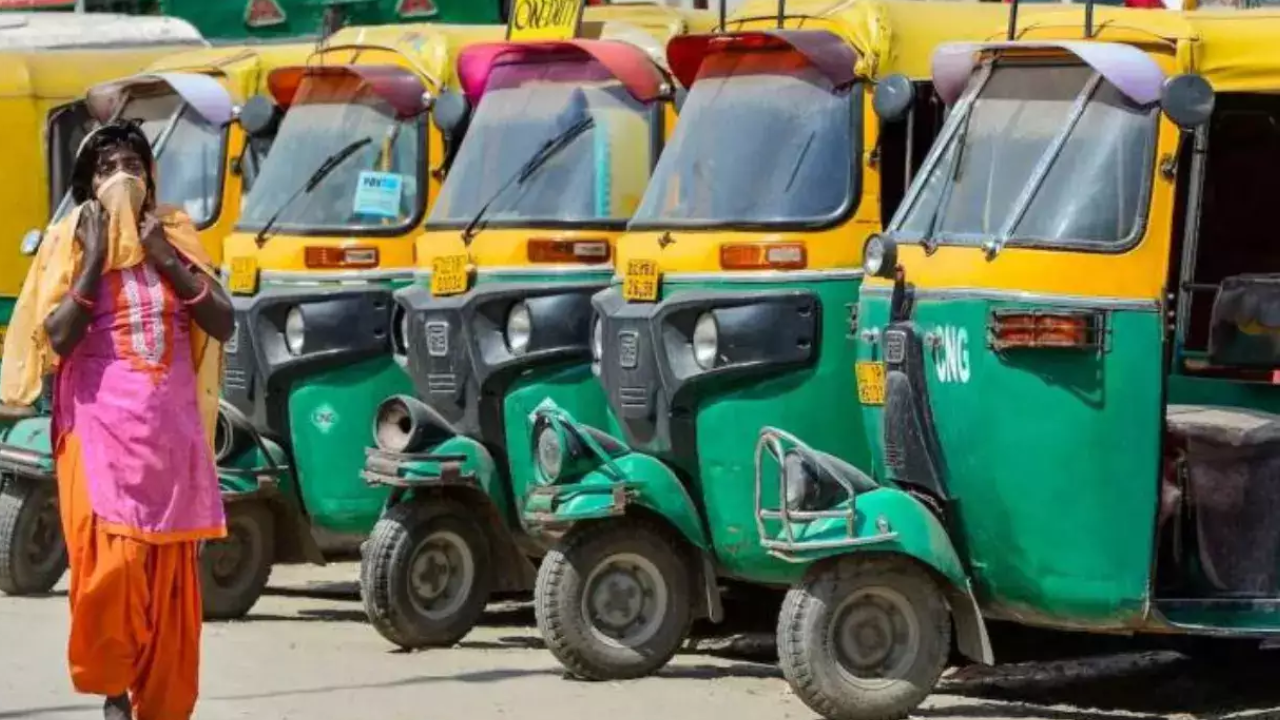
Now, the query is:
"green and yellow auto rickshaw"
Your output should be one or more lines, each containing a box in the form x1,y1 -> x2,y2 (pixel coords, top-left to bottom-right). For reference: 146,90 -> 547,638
510,0 -> 1019,681
751,5 -> 1280,719
211,22 -> 504,619
357,1 -> 714,649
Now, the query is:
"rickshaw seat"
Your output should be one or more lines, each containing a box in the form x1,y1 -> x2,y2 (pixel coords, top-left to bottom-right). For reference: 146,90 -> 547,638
1167,404 -> 1280,596
1208,275 -> 1280,368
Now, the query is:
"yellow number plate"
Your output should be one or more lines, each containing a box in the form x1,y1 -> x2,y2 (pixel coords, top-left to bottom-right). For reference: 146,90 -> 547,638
228,256 -> 259,296
622,259 -> 659,302
856,361 -> 886,406
431,254 -> 469,296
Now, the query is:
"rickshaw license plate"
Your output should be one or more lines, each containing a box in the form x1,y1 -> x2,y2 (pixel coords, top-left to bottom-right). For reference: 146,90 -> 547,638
431,254 -> 469,296
623,259 -> 659,301
856,361 -> 886,405
228,257 -> 259,295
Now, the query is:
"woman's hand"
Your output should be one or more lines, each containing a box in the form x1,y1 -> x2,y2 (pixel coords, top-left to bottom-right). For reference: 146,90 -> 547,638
140,212 -> 179,267
75,201 -> 107,264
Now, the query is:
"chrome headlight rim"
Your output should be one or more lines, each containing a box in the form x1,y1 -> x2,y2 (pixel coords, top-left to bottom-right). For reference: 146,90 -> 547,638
506,301 -> 533,356
692,311 -> 718,370
591,316 -> 603,364
862,234 -> 898,279
284,307 -> 305,356
534,422 -> 564,483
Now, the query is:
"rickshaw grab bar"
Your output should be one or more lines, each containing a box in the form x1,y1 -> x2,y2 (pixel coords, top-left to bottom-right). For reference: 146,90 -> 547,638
931,40 -> 1165,106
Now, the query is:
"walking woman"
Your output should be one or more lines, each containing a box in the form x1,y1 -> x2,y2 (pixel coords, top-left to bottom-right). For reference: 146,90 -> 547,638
0,121 -> 233,719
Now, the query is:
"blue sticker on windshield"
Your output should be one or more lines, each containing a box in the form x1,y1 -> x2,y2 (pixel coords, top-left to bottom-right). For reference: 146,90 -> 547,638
353,171 -> 404,218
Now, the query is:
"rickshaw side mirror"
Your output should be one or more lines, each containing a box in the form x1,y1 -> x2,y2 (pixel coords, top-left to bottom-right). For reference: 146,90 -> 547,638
873,74 -> 914,123
431,89 -> 471,145
239,94 -> 282,139
20,228 -> 42,257
1161,74 -> 1215,131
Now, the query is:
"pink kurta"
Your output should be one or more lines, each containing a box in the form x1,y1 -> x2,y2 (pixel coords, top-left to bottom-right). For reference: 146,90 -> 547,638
53,263 -> 225,543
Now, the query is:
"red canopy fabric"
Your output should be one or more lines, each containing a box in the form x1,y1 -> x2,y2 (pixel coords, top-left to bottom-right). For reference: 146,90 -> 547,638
456,39 -> 666,104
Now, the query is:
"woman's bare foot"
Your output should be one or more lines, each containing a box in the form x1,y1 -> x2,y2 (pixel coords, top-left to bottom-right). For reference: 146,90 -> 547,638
103,694 -> 131,720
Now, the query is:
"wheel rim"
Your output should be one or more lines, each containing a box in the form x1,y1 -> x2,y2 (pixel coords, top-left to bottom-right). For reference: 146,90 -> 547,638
828,585 -> 922,689
581,553 -> 669,649
23,493 -> 63,575
205,519 -> 256,589
407,530 -> 476,620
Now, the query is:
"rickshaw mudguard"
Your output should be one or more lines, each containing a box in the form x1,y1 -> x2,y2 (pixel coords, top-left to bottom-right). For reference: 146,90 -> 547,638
772,487 -> 992,664
0,415 -> 54,480
216,434 -> 325,565
523,450 -> 711,552
365,434 -> 508,522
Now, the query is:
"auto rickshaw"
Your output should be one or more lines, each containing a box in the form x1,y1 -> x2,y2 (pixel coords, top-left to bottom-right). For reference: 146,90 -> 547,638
510,0 -> 1019,680
750,5 -> 1280,719
212,22 -> 505,619
357,1 -> 715,649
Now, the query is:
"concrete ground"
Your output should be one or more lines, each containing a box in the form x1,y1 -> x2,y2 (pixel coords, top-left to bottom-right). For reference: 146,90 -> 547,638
3,563 -> 1279,720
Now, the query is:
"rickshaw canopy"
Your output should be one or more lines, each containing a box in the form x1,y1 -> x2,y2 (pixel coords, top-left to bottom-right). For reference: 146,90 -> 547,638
311,23 -> 507,93
0,12 -> 204,50
87,72 -> 235,127
266,64 -> 428,118
456,39 -> 668,104
667,30 -> 859,90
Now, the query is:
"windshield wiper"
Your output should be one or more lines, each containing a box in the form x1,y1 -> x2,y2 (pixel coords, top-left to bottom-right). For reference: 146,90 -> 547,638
254,136 -> 373,247
460,116 -> 595,245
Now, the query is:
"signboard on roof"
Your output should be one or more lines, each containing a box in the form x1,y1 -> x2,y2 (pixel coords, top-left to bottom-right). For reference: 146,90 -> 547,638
397,0 -> 439,18
244,0 -> 287,28
507,0 -> 585,41
0,0 -> 74,7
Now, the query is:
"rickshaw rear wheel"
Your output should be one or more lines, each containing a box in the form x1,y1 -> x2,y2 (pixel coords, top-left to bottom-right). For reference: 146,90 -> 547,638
200,501 -> 275,620
780,555 -> 951,720
361,497 -> 493,649
0,476 -> 67,596
535,516 -> 693,680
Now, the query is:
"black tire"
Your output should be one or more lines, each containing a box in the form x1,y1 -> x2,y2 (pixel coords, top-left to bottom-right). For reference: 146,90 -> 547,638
200,501 -> 275,620
360,498 -> 493,649
535,517 -> 694,680
779,556 -> 951,720
0,476 -> 67,595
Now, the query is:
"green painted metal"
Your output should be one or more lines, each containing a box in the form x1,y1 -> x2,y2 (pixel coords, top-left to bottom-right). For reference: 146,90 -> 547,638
520,276 -> 871,587
216,433 -> 291,496
857,292 -> 1163,630
0,416 -> 54,477
287,355 -> 410,534
383,433 -> 505,514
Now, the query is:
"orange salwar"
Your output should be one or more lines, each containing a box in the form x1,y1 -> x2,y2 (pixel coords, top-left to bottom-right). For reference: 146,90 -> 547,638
56,432 -> 203,720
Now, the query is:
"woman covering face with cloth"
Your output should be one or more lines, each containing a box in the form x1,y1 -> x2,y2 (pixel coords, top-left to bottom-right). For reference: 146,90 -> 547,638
0,121 -> 234,720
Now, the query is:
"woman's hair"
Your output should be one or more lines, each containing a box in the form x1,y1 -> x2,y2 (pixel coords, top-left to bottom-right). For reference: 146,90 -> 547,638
69,120 -> 157,205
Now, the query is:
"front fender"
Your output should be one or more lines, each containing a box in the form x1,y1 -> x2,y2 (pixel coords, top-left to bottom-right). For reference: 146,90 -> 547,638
217,434 -> 291,498
368,435 -> 508,521
0,415 -> 54,480
522,451 -> 709,551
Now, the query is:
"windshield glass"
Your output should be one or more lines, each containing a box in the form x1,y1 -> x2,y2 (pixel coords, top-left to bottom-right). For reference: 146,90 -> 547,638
51,92 -> 225,226
238,76 -> 423,234
632,50 -> 855,228
894,63 -> 1157,248
428,58 -> 655,227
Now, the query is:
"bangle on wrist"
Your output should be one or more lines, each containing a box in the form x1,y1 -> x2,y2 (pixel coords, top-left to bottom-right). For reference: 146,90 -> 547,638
181,276 -> 210,307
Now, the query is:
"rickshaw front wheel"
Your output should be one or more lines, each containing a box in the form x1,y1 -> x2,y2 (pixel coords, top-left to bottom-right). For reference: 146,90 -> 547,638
200,501 -> 275,620
780,555 -> 951,720
0,476 -> 67,596
361,497 -> 493,649
535,517 -> 694,680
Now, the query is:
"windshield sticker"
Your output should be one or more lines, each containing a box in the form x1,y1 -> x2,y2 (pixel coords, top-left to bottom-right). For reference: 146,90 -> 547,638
353,171 -> 404,218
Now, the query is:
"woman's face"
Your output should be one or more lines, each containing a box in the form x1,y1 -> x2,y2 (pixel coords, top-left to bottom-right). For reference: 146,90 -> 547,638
92,145 -> 147,196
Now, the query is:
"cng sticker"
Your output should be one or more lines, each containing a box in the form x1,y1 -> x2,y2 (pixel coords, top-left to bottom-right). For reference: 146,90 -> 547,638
933,326 -> 971,385
244,0 -> 287,27
312,405 -> 339,434
397,0 -> 439,18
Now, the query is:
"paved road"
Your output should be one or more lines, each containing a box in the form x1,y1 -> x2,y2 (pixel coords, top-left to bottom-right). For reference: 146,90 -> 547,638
3,563 -> 1278,720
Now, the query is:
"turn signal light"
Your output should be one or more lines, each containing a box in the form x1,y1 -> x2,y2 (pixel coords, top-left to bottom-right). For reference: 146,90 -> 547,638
305,246 -> 379,269
527,238 -> 610,264
719,243 -> 807,270
990,311 -> 1098,350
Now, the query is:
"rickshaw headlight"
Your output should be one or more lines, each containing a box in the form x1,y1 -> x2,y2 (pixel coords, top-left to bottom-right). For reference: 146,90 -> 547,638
783,451 -> 816,512
285,307 -> 305,356
506,302 -> 532,356
692,312 -> 718,370
535,424 -> 564,482
862,234 -> 898,279
394,307 -> 410,356
591,317 -> 603,364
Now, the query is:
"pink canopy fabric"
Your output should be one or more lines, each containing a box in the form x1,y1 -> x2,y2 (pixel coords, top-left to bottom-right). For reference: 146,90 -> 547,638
457,39 -> 666,104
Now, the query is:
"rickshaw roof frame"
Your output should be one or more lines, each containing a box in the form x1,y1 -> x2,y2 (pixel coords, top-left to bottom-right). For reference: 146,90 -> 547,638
666,29 -> 858,90
266,63 -> 428,119
931,40 -> 1165,106
87,72 -> 235,127
456,39 -> 669,105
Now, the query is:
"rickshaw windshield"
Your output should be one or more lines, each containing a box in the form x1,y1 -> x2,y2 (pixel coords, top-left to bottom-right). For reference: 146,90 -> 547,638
631,50 -> 855,229
238,77 -> 424,235
428,58 -> 655,228
892,62 -> 1158,249
49,93 -> 224,227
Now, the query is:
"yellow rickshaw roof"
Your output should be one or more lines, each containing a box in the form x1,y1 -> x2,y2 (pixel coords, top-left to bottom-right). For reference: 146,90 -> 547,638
726,0 -> 1027,79
141,42 -> 317,101
1012,7 -> 1280,92
582,3 -> 720,43
316,22 -> 505,88
0,46 -> 197,100
0,12 -> 204,50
